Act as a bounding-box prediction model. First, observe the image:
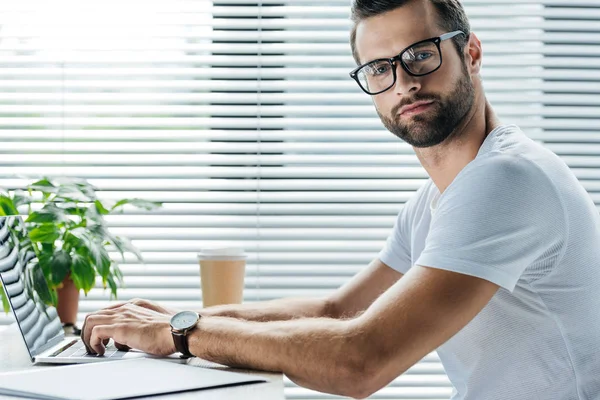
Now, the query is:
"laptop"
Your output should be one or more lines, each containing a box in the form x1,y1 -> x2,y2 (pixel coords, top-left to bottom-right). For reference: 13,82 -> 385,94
0,215 -> 184,365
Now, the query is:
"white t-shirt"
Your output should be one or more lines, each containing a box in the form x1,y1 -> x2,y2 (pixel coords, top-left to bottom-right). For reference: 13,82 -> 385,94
378,124 -> 600,399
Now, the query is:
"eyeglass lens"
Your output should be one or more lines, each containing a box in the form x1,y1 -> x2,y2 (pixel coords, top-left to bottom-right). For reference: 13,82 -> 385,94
356,40 -> 441,94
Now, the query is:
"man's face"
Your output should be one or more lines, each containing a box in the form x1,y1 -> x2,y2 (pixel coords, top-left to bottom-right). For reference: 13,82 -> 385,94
354,2 -> 475,148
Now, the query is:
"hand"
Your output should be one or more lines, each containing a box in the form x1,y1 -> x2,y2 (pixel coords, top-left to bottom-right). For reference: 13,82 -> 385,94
81,298 -> 179,354
105,298 -> 180,316
81,303 -> 177,356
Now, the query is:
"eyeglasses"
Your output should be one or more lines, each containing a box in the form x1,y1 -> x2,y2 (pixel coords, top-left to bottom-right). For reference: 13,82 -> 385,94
349,30 -> 465,95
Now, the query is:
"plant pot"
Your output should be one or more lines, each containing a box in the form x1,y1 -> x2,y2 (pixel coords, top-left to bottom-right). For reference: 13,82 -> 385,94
56,277 -> 80,325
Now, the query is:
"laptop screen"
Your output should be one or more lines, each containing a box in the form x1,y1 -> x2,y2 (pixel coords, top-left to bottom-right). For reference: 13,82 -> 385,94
0,216 -> 64,360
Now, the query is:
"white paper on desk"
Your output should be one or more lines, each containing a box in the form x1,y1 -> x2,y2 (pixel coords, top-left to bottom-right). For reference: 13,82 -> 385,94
0,358 -> 267,400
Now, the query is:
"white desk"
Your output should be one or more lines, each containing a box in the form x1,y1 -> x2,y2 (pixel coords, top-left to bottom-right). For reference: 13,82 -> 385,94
0,324 -> 285,400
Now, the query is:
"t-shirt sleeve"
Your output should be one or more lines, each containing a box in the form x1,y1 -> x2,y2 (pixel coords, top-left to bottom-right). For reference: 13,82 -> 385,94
378,192 -> 415,275
415,155 -> 567,292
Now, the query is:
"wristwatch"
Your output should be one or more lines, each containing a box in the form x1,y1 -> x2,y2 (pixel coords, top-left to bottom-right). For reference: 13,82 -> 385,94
170,311 -> 201,358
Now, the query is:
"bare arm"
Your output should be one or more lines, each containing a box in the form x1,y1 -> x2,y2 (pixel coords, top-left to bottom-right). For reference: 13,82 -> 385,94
348,265 -> 499,398
84,261 -> 496,398
90,256 -> 402,340
199,297 -> 333,322
187,315 -> 359,397
327,257 -> 403,319
183,264 -> 497,399
200,257 -> 403,322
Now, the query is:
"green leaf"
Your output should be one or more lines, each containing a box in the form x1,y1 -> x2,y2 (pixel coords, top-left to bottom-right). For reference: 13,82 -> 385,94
88,241 -> 111,280
84,205 -> 99,223
37,251 -> 53,282
28,224 -> 60,244
60,204 -> 84,216
88,224 -> 109,243
1,284 -> 10,314
41,242 -> 54,254
109,234 -> 143,263
75,182 -> 98,201
32,262 -> 54,306
49,250 -> 72,286
106,273 -> 118,299
49,289 -> 58,308
71,252 -> 96,294
0,195 -> 18,216
110,198 -> 162,213
94,200 -> 110,215
38,204 -> 68,223
26,209 -> 63,224
13,193 -> 33,208
63,229 -> 85,249
67,229 -> 110,282
29,178 -> 56,191
48,178 -> 97,202
55,185 -> 91,202
113,263 -> 124,285
107,233 -> 127,262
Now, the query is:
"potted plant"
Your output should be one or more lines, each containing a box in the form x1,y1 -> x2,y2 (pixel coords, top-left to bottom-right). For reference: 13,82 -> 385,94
0,177 -> 161,329
1,285 -> 8,314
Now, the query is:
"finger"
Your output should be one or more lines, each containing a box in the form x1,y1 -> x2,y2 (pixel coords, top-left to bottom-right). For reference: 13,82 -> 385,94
90,325 -> 117,356
104,301 -> 154,315
81,315 -> 93,354
103,338 -> 110,346
120,303 -> 161,318
114,342 -> 131,352
82,314 -> 118,354
103,300 -> 133,310
125,299 -> 165,314
97,304 -> 156,320
103,298 -> 152,311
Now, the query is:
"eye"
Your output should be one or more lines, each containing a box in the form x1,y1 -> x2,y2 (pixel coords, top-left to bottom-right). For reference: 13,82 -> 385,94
414,52 -> 433,61
365,62 -> 391,76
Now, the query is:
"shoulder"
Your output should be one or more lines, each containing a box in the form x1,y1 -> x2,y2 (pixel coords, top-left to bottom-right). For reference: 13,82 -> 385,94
451,154 -> 554,195
438,154 -> 564,218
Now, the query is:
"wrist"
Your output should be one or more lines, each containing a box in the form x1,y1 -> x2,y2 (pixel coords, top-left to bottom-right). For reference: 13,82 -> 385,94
170,311 -> 201,358
164,324 -> 177,354
186,323 -> 204,358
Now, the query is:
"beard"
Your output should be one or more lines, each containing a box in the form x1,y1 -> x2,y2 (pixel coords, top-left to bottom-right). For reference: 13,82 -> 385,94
378,68 -> 475,148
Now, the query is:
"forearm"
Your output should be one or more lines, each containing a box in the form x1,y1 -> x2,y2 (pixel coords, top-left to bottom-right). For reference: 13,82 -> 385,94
187,316 -> 364,397
198,297 -> 334,322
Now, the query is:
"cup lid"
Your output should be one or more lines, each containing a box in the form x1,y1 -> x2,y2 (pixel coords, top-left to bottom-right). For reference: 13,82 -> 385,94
197,247 -> 247,260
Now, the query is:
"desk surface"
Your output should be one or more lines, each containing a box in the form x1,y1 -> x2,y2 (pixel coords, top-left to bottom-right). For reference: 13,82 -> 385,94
0,324 -> 285,400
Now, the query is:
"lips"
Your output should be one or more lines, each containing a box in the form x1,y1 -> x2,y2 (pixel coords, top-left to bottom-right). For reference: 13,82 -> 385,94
398,101 -> 434,116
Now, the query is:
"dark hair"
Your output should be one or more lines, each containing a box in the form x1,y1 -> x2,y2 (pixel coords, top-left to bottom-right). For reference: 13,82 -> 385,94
350,0 -> 471,65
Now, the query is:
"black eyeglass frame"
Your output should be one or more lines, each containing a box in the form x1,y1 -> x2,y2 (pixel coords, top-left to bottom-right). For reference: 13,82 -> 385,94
349,30 -> 465,95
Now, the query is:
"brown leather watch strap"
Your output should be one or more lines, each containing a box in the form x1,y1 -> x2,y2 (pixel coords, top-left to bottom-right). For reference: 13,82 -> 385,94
171,330 -> 193,358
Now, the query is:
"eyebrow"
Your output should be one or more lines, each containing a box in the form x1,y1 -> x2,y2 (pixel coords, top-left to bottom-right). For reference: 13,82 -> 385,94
360,38 -> 424,66
358,31 -> 462,67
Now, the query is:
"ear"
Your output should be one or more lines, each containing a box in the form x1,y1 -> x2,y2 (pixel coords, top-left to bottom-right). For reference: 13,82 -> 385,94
464,32 -> 482,75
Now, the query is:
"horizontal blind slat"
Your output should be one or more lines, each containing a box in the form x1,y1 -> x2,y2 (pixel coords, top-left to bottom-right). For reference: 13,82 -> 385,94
1,1 -> 597,399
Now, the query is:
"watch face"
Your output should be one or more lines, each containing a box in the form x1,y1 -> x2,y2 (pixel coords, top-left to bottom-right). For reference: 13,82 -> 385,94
171,311 -> 199,331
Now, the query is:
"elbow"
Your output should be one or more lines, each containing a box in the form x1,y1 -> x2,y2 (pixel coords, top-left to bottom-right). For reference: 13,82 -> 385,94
332,324 -> 388,399
344,367 -> 385,399
322,297 -> 339,319
334,359 -> 383,399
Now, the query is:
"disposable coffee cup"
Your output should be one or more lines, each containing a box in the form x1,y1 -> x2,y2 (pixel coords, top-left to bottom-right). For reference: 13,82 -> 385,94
197,247 -> 247,308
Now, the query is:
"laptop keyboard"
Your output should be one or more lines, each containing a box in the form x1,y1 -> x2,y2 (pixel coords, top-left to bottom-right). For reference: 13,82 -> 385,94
56,340 -> 127,359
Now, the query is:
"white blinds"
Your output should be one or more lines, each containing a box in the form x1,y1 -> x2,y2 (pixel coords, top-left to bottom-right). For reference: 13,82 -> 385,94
1,0 -> 599,398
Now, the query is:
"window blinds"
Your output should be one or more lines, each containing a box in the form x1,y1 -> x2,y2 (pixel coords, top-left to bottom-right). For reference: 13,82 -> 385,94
1,0 -> 598,398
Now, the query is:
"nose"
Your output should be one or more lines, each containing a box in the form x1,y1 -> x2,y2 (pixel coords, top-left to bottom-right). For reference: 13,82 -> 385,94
390,61 -> 421,96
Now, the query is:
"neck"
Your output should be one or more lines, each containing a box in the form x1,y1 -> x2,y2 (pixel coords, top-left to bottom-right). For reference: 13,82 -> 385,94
414,95 -> 502,194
